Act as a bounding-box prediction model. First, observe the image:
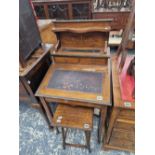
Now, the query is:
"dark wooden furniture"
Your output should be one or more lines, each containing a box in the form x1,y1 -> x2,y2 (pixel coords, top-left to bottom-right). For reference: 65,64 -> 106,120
104,2 -> 135,151
93,0 -> 133,30
95,0 -> 132,10
53,104 -> 93,152
93,11 -> 130,30
32,0 -> 92,20
103,56 -> 135,152
19,44 -> 53,106
35,20 -> 111,143
19,0 -> 54,106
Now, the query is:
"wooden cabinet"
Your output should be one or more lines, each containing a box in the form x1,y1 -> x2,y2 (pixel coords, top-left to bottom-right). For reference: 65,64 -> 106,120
92,0 -> 133,30
104,108 -> 135,152
19,44 -> 52,106
19,0 -> 53,106
32,0 -> 92,20
103,57 -> 135,152
93,11 -> 130,30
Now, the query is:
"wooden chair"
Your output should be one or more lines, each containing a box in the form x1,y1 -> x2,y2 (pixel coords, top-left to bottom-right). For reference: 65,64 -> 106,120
53,104 -> 93,152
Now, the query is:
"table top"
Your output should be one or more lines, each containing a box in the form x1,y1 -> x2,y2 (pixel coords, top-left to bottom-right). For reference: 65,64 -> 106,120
19,43 -> 53,77
35,63 -> 111,106
53,104 -> 93,130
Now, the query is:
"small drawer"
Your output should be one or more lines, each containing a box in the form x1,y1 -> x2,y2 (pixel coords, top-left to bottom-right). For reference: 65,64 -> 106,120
114,120 -> 135,131
112,128 -> 135,142
109,136 -> 135,151
54,57 -> 80,64
118,109 -> 135,121
79,58 -> 107,65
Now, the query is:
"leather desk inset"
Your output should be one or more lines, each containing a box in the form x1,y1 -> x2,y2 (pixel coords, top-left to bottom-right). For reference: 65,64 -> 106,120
47,69 -> 104,94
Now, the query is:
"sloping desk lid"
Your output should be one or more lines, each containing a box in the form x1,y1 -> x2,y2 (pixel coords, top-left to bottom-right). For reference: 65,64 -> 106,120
35,64 -> 111,106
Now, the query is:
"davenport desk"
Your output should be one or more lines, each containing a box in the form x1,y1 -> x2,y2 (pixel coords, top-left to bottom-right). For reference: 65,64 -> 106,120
35,20 -> 112,143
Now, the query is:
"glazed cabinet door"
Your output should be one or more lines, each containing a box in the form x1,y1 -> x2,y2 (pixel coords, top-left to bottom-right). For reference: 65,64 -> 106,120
34,4 -> 46,19
72,2 -> 91,19
47,3 -> 69,19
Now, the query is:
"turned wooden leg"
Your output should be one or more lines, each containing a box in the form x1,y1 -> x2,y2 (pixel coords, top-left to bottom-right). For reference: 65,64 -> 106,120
98,107 -> 107,143
85,131 -> 91,153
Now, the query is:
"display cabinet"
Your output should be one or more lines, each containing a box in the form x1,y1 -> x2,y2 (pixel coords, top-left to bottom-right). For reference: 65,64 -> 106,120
92,0 -> 133,30
32,0 -> 92,20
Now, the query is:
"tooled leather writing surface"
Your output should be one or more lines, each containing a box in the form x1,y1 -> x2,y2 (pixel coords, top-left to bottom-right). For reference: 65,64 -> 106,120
48,69 -> 104,94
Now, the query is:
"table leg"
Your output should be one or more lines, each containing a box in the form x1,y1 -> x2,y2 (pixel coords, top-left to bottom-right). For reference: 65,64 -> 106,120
98,106 -> 107,143
85,131 -> 91,153
62,127 -> 66,149
39,97 -> 53,127
105,108 -> 120,143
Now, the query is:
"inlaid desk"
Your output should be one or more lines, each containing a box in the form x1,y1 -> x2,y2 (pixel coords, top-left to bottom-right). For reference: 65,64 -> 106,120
35,63 -> 111,143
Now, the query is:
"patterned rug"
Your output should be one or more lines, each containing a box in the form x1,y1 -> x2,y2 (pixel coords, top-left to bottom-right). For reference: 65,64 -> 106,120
19,102 -> 134,155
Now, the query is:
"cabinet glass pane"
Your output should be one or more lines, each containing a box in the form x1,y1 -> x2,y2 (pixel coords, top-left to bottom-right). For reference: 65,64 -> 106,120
34,5 -> 46,19
72,3 -> 89,19
48,4 -> 69,19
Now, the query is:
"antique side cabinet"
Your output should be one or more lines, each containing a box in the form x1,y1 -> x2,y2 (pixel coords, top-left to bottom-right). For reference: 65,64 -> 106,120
32,0 -> 92,20
19,44 -> 52,106
19,0 -> 53,107
103,56 -> 135,152
103,4 -> 135,151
